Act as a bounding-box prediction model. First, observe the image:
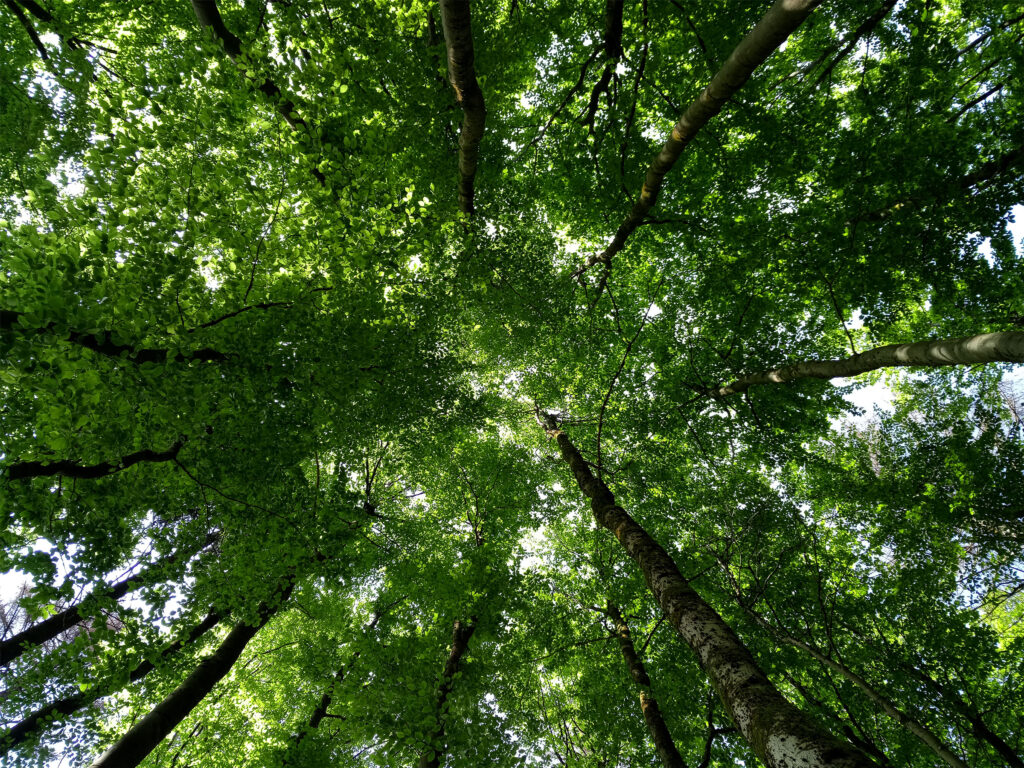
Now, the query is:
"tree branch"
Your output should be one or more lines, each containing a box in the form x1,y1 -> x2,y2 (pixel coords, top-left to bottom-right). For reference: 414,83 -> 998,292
701,331 -> 1024,398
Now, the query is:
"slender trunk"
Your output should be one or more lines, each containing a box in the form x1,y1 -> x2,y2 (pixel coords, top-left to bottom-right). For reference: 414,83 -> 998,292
809,0 -> 896,89
735,600 -> 968,768
578,0 -> 819,277
840,621 -> 1024,768
89,588 -> 290,768
541,416 -> 875,768
703,331 -> 1024,397
606,601 -> 686,768
438,0 -> 486,215
418,618 -> 477,768
1,533 -> 217,666
1,610 -> 222,750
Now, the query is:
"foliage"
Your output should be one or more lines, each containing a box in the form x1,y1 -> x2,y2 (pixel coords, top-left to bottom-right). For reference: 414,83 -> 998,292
1,0 -> 1022,766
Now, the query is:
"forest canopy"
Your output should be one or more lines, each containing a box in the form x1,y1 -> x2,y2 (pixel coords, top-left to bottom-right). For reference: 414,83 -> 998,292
1,0 -> 1023,766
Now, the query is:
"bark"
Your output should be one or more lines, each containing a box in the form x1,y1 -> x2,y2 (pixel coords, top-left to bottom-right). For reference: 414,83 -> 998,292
703,331 -> 1024,397
0,309 -> 228,363
578,0 -> 819,277
1,533 -> 217,666
1,610 -> 222,750
737,602 -> 968,768
606,601 -> 686,768
6,441 -> 183,481
542,416 -> 876,768
438,0 -> 486,215
190,0 -> 307,133
89,589 -> 290,768
418,618 -> 477,768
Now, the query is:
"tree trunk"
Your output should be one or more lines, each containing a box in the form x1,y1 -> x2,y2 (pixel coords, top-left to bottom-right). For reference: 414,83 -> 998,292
579,0 -> 819,276
704,331 -> 1024,397
418,618 -> 477,768
1,533 -> 217,666
438,0 -> 486,216
89,589 -> 290,768
1,609 -> 222,749
542,416 -> 875,768
606,601 -> 686,768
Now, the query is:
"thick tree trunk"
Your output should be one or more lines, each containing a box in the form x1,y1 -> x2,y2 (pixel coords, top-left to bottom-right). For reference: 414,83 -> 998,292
606,601 -> 686,768
1,610 -> 222,750
1,533 -> 217,666
704,331 -> 1024,397
438,0 -> 486,215
89,589 -> 290,768
735,601 -> 968,768
579,0 -> 819,277
543,417 -> 875,768
418,618 -> 477,768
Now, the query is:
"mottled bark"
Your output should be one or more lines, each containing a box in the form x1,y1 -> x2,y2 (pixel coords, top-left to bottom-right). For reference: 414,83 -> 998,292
438,0 -> 486,215
606,601 -> 685,768
6,441 -> 183,481
418,618 -> 477,768
1,533 -> 217,666
543,416 -> 875,768
1,610 -> 222,750
578,0 -> 819,277
704,331 -> 1024,397
90,590 -> 290,768
737,603 -> 968,768
0,309 -> 228,363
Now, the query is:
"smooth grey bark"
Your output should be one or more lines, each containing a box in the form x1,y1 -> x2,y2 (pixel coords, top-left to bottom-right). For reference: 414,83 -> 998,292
703,331 -> 1024,397
1,533 -> 217,666
438,0 -> 486,215
606,601 -> 686,768
542,415 -> 876,768
578,0 -> 819,278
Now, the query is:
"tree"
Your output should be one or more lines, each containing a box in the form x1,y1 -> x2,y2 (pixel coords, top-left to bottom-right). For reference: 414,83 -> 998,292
1,0 -> 1023,766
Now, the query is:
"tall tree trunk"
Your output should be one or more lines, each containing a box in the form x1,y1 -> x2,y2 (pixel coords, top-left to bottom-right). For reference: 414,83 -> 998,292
89,588 -> 291,768
731,595 -> 968,768
418,618 -> 477,768
1,609 -> 223,750
578,0 -> 819,278
606,601 -> 686,768
438,0 -> 486,216
1,533 -> 217,666
702,331 -> 1024,397
541,415 -> 876,768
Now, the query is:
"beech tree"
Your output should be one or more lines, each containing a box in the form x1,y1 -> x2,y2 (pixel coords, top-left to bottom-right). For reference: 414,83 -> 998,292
1,0 -> 1023,766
